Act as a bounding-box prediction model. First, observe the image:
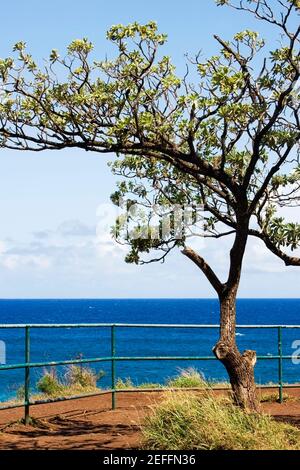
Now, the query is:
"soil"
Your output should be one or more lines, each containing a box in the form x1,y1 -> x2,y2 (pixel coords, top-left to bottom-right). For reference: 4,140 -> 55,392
0,388 -> 300,450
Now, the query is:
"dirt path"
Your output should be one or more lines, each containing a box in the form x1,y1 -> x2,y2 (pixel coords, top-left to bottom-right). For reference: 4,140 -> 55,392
0,389 -> 300,450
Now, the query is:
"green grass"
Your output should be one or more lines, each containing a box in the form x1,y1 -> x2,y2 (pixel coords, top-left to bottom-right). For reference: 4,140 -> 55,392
165,368 -> 208,389
36,367 -> 212,395
11,368 -> 210,405
116,368 -> 223,390
36,370 -> 65,396
141,390 -> 300,450
115,378 -> 162,390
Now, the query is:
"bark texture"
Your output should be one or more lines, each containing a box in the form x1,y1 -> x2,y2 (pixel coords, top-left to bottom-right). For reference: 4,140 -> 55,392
213,290 -> 259,411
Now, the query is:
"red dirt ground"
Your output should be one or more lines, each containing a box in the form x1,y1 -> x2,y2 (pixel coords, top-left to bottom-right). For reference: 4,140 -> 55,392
0,389 -> 300,450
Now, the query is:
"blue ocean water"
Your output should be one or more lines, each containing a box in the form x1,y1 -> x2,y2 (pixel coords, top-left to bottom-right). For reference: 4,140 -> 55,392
0,298 -> 300,401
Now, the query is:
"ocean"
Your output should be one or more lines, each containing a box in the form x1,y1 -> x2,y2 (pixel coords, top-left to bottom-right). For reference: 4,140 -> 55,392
0,298 -> 299,401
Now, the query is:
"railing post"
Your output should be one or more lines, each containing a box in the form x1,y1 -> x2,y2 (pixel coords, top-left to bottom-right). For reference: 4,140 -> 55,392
278,326 -> 283,403
24,326 -> 31,424
111,324 -> 116,410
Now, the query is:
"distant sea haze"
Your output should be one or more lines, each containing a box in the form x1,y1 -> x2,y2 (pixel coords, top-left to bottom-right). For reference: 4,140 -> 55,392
0,298 -> 299,401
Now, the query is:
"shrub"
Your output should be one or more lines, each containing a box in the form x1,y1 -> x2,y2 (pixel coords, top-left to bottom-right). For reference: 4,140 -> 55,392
64,365 -> 102,389
36,369 -> 63,396
142,391 -> 300,450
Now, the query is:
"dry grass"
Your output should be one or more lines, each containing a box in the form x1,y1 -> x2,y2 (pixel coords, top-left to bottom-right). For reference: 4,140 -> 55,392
259,392 -> 295,403
12,366 -> 102,403
142,390 -> 300,450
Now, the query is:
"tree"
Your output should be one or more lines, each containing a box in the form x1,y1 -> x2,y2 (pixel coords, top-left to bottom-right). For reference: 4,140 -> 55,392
0,0 -> 299,410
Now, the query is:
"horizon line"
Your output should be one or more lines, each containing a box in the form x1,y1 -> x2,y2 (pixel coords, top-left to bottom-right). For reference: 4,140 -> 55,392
0,297 -> 300,301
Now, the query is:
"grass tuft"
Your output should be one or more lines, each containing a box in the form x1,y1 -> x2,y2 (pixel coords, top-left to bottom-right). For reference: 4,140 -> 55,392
142,390 -> 300,450
166,368 -> 207,389
260,392 -> 294,403
36,370 -> 64,396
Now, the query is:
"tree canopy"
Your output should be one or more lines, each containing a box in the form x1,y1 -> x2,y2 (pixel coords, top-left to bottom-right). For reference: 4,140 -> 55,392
0,0 -> 299,296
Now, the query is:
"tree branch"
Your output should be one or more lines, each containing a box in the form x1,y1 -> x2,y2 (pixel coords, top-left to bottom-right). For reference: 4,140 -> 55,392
249,228 -> 300,266
181,246 -> 224,294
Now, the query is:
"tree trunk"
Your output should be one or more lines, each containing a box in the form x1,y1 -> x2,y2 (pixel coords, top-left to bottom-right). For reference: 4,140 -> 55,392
213,289 -> 259,411
182,214 -> 259,411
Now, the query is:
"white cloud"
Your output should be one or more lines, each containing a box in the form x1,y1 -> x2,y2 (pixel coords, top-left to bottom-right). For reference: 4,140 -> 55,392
0,252 -> 51,270
57,220 -> 95,237
0,220 -> 297,277
0,217 -> 300,298
0,218 -> 127,276
0,240 -> 6,255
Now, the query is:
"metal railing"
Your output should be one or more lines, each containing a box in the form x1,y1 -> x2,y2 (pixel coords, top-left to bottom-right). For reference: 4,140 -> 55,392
0,323 -> 299,424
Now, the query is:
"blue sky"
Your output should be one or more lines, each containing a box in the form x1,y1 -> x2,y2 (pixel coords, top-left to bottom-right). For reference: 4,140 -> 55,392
0,0 -> 299,298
